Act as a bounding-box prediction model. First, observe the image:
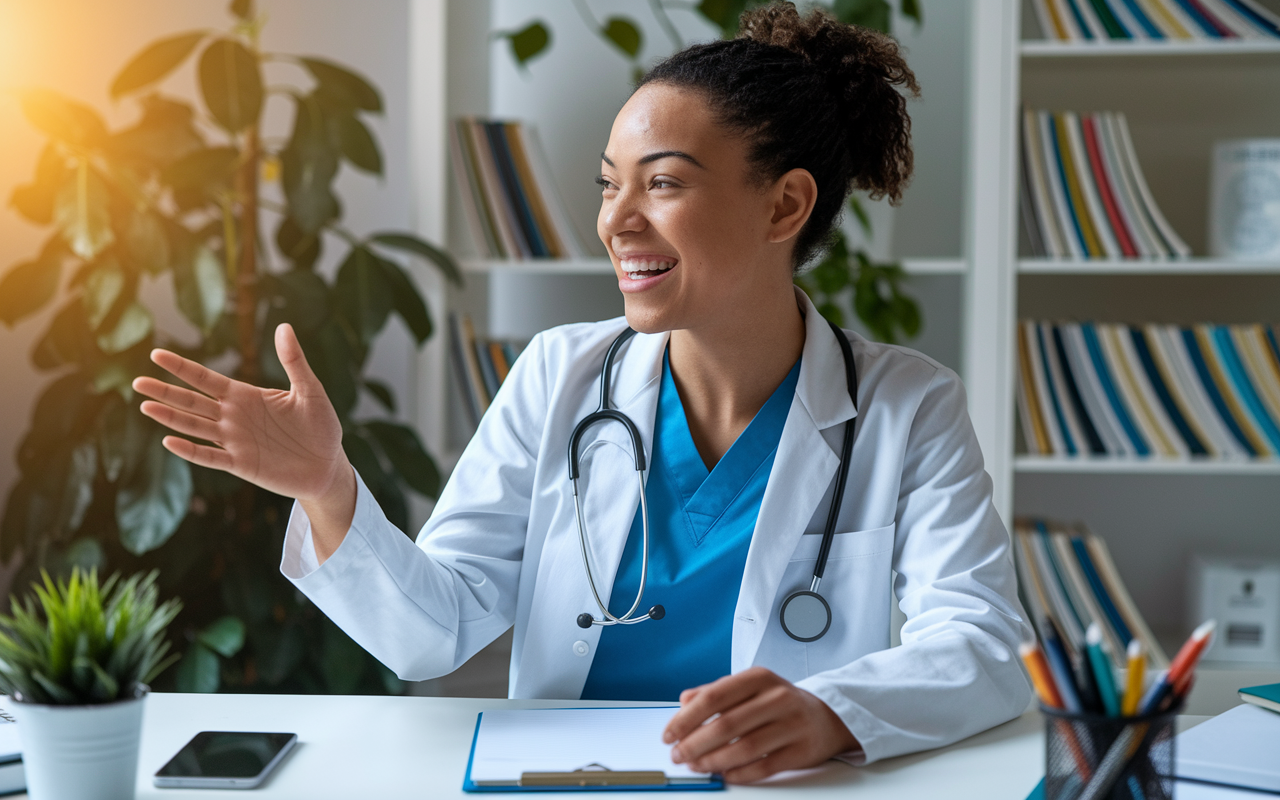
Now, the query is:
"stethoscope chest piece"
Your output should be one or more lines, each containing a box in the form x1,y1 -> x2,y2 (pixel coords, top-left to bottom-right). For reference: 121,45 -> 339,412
779,589 -> 832,642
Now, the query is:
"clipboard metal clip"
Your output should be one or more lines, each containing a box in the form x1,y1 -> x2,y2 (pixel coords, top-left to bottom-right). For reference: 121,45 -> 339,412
520,763 -> 668,787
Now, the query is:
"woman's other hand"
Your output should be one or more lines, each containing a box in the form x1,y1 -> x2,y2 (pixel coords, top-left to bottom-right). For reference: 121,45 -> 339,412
132,323 -> 355,562
662,666 -> 858,784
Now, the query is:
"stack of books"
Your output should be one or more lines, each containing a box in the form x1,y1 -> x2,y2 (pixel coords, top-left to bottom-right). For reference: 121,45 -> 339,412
448,313 -> 527,427
1030,0 -> 1280,41
1013,517 -> 1169,670
1020,110 -> 1191,260
449,117 -> 589,260
1016,320 -> 1280,459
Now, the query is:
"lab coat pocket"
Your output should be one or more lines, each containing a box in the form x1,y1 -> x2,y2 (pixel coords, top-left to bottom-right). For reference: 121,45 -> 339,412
782,523 -> 896,675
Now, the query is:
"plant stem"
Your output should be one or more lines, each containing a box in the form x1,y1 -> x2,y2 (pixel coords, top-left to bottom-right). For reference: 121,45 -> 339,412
236,126 -> 261,384
650,0 -> 685,50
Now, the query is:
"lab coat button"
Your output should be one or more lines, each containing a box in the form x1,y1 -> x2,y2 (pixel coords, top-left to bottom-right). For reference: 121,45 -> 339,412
572,640 -> 590,657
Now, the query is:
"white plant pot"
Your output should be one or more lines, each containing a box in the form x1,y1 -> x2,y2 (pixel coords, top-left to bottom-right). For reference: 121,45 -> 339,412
9,688 -> 146,800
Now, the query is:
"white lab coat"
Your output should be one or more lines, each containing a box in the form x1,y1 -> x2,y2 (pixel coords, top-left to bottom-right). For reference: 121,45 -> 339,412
281,288 -> 1032,765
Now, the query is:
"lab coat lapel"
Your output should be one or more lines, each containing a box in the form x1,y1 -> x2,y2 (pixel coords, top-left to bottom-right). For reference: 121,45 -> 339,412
731,289 -> 857,672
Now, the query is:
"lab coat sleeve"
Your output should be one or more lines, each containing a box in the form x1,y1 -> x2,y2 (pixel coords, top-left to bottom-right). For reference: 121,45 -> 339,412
278,334 -> 549,681
795,366 -> 1033,765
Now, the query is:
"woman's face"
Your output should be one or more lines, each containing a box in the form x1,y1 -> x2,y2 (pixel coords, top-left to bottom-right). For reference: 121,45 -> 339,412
597,83 -> 800,335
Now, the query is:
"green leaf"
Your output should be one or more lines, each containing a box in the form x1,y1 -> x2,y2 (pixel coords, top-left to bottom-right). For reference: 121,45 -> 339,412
696,0 -> 755,35
334,247 -> 393,344
337,114 -> 382,174
321,623 -> 367,694
833,0 -> 892,33
9,143 -> 69,225
601,17 -> 643,58
274,216 -> 322,271
342,428 -> 386,492
901,0 -> 922,26
196,616 -> 245,658
19,89 -> 107,146
161,146 -> 238,192
174,642 -> 220,693
372,254 -> 432,345
0,251 -> 63,328
368,231 -> 462,285
58,539 -> 106,574
197,38 -> 263,133
82,259 -> 125,331
97,396 -> 145,482
59,442 -> 99,535
303,322 -> 359,416
300,58 -> 383,113
174,246 -> 227,335
116,430 -> 192,555
54,162 -> 114,261
364,421 -> 441,498
32,302 -> 93,370
123,209 -> 171,275
229,0 -> 254,20
281,94 -> 340,234
108,95 -> 204,168
110,32 -> 207,99
363,380 -> 396,413
97,303 -> 153,354
507,22 -> 551,66
848,196 -> 872,238
264,268 -> 329,334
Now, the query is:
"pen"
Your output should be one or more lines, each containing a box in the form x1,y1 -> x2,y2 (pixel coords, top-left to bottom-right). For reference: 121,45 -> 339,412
1140,620 -> 1215,714
1042,616 -> 1083,713
1085,623 -> 1121,717
1020,641 -> 1064,708
1121,639 -> 1146,717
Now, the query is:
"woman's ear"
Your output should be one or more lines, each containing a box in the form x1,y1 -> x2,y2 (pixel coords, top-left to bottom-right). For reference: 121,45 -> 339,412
767,168 -> 818,245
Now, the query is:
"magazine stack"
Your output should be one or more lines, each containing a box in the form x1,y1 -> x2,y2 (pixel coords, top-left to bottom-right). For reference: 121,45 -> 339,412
1029,0 -> 1280,41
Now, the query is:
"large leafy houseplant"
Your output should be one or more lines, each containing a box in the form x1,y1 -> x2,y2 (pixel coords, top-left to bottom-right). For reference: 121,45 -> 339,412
500,0 -> 922,343
0,0 -> 459,694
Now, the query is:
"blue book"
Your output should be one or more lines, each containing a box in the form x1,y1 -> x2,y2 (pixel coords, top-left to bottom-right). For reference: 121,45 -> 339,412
1116,0 -> 1163,37
484,123 -> 549,258
1169,0 -> 1228,36
1181,328 -> 1258,456
1221,0 -> 1280,36
1036,325 -> 1078,455
1129,327 -> 1209,455
1064,0 -> 1097,39
1070,535 -> 1133,648
1052,326 -> 1107,455
1046,116 -> 1090,257
1211,326 -> 1280,453
1081,323 -> 1150,456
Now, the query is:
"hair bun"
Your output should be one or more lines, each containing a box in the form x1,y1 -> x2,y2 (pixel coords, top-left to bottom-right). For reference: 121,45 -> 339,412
737,2 -> 919,201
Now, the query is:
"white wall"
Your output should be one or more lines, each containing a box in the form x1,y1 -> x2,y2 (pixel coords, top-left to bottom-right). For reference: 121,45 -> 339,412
0,1 -> 422,549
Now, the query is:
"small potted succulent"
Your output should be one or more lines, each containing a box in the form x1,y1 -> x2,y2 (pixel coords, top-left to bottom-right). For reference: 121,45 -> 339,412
0,569 -> 181,800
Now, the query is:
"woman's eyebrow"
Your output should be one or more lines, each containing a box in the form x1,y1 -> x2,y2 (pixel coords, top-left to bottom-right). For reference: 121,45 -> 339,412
600,151 -> 706,169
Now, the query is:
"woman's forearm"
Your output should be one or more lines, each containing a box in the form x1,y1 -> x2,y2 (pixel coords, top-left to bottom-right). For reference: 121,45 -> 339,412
299,463 -> 358,564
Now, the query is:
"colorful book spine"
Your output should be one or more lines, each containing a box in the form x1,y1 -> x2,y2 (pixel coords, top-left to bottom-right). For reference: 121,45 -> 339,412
447,312 -> 529,429
1018,320 -> 1280,461
1034,0 -> 1280,37
449,117 -> 590,261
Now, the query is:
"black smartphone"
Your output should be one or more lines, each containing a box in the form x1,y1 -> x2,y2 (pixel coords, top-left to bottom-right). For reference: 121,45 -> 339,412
154,731 -> 298,789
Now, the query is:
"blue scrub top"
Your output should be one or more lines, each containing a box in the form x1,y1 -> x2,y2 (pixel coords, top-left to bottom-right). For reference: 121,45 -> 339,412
580,351 -> 802,701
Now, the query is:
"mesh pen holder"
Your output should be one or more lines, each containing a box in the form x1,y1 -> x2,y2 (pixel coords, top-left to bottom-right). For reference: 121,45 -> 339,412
1041,703 -> 1180,800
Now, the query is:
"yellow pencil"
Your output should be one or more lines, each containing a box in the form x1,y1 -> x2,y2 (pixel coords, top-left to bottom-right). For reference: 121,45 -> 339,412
1019,641 -> 1063,709
1121,639 -> 1146,717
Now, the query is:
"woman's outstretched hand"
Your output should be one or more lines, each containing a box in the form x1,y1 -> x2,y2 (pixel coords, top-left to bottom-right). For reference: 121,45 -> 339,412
132,323 -> 356,562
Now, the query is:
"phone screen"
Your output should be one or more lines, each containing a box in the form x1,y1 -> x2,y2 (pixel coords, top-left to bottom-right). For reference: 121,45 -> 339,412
156,731 -> 296,779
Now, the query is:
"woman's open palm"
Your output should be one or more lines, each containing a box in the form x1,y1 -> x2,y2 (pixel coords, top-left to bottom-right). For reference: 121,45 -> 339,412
133,323 -> 348,503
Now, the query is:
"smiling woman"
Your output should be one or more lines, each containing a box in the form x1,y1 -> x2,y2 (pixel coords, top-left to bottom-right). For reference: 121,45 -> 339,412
136,0 -> 1033,786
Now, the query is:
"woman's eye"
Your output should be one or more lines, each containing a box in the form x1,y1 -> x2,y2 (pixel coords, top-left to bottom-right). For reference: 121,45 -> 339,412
651,178 -> 676,189
595,176 -> 616,192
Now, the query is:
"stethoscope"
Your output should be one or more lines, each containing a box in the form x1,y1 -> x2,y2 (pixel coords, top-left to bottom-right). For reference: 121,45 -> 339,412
568,319 -> 859,643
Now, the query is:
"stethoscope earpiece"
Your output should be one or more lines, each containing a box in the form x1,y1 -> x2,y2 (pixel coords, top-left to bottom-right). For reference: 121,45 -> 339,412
568,321 -> 858,643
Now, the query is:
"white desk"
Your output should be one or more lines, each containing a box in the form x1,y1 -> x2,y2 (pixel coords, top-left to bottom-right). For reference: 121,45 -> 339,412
11,693 -> 1053,799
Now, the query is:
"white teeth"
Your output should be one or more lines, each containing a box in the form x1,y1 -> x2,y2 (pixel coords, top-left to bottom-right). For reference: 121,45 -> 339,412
621,259 -> 675,277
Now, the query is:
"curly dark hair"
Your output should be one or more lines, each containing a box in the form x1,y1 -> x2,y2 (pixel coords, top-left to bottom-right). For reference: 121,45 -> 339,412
637,1 -> 919,268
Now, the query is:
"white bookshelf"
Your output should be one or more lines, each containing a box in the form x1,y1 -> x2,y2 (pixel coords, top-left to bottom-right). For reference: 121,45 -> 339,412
1004,0 -> 1280,676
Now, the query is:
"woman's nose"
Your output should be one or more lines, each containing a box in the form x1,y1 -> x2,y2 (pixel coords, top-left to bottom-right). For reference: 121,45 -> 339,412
599,188 -> 647,239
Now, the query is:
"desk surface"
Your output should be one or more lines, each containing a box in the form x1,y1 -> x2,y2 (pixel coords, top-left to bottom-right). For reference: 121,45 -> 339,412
14,693 -> 1058,800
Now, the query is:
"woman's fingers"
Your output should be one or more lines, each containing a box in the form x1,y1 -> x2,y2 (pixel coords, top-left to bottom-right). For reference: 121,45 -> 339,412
149,349 -> 233,398
274,324 -> 322,395
132,377 -> 221,421
721,743 -> 806,785
161,436 -> 233,472
140,401 -> 222,443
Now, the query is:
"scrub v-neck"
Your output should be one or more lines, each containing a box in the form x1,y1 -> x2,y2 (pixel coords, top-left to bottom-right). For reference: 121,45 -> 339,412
580,351 -> 802,701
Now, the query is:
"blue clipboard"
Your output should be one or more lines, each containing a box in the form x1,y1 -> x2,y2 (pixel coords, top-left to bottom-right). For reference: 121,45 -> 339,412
461,710 -> 725,793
